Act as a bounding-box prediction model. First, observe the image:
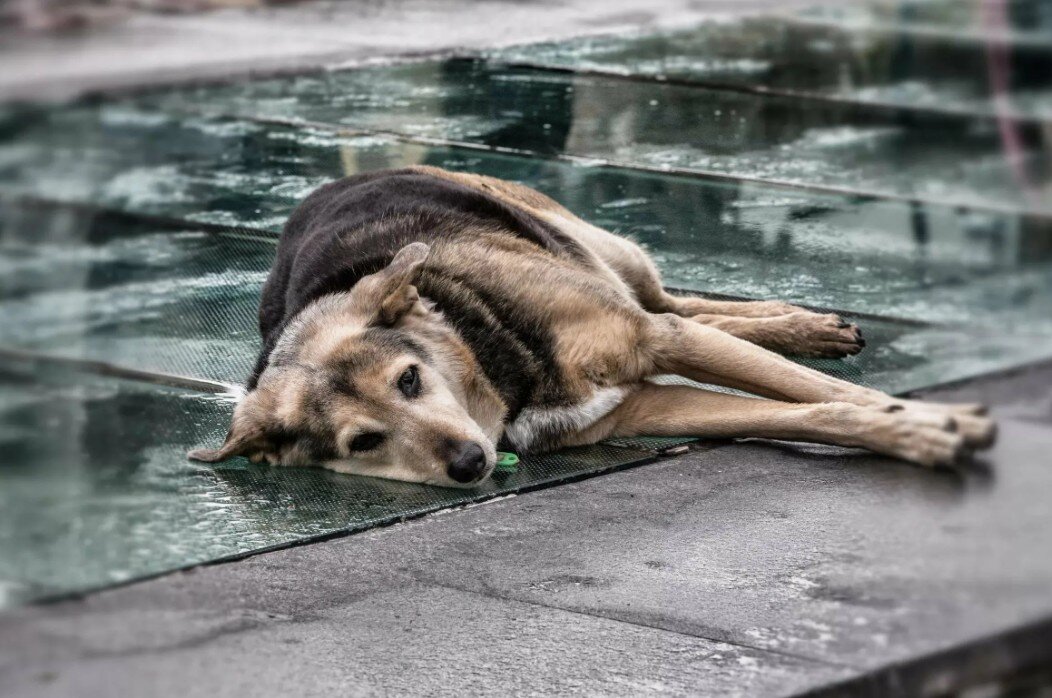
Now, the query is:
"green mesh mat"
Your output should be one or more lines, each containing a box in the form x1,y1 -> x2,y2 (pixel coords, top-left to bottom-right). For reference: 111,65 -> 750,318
118,59 -> 1052,213
486,2 -> 1052,121
0,360 -> 658,607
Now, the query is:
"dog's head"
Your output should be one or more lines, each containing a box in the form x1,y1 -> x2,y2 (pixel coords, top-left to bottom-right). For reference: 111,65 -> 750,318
189,243 -> 501,487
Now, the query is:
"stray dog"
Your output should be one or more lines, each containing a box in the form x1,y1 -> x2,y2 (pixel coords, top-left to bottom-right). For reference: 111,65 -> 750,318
190,167 -> 997,487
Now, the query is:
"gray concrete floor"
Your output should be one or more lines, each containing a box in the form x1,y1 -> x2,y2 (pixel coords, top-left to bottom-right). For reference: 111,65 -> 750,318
2,362 -> 1051,697
0,0 -> 853,102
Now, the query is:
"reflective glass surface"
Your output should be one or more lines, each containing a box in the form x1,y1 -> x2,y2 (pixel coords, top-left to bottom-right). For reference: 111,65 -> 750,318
491,7 -> 1052,120
0,203 -> 268,384
1,3 -> 1051,607
1,196 -> 1050,400
124,60 -> 1052,212
0,361 -> 655,606
2,106 -> 1050,332
798,0 -> 1052,39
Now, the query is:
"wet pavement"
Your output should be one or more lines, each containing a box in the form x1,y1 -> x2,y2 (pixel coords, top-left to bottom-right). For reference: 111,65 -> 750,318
494,1 -> 1052,120
0,0 -> 837,102
2,365 -> 1052,696
127,58 -> 1052,211
1,0 -> 1051,694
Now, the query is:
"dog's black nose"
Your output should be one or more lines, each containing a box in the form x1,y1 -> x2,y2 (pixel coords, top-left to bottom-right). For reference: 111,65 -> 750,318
446,441 -> 487,483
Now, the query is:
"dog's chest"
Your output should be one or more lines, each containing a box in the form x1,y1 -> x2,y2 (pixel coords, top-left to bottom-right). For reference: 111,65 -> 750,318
502,385 -> 628,452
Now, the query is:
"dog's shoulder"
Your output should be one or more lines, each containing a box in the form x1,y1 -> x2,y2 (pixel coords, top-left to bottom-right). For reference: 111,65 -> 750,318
253,169 -> 590,388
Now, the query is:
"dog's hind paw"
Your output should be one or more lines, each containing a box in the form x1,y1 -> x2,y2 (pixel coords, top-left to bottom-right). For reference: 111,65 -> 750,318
768,312 -> 865,359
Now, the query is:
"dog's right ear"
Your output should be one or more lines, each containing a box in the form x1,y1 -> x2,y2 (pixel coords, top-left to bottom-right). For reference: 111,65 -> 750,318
349,242 -> 430,326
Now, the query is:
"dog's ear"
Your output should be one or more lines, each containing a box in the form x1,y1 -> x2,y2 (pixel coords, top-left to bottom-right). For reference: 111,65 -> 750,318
350,242 -> 430,326
188,393 -> 269,463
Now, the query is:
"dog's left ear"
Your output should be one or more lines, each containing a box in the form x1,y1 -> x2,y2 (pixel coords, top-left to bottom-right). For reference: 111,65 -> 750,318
187,425 -> 262,463
350,242 -> 430,326
187,391 -> 270,463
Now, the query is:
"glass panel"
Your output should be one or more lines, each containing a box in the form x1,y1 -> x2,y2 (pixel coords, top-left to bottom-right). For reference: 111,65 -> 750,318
128,60 -> 1052,212
2,108 -> 1049,328
0,203 -> 270,384
798,0 -> 1052,39
3,195 -> 1050,399
0,361 -> 653,607
488,11 -> 1052,120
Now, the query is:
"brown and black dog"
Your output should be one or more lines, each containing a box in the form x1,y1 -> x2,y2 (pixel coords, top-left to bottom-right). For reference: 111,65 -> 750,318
189,166 -> 996,487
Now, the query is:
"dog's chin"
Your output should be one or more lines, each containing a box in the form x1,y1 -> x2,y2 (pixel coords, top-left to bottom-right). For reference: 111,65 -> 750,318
427,461 -> 497,489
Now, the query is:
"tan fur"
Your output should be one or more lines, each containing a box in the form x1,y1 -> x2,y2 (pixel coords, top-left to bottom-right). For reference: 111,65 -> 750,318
192,168 -> 995,484
407,166 -> 866,351
407,166 -> 993,469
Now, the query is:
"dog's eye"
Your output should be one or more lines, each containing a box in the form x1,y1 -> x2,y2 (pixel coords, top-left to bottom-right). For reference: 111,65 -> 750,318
398,365 -> 421,398
349,432 -> 385,452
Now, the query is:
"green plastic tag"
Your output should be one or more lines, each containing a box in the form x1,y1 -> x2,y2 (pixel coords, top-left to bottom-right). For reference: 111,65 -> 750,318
495,451 -> 519,472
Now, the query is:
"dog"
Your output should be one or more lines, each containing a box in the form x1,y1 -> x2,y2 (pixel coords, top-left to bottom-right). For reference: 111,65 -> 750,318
189,166 -> 997,487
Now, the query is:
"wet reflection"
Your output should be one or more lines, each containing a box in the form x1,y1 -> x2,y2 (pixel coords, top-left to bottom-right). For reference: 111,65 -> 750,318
0,201 -> 270,383
799,0 -> 1052,39
1,198 -> 1050,399
0,362 -> 647,606
494,4 -> 1052,120
2,106 -> 1051,325
0,364 -> 234,605
131,60 -> 1052,211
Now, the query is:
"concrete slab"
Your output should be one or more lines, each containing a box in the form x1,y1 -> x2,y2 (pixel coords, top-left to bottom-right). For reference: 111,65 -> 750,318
2,366 -> 1051,695
912,361 -> 1052,428
0,579 -> 849,697
0,0 -> 844,102
332,418 -> 1052,671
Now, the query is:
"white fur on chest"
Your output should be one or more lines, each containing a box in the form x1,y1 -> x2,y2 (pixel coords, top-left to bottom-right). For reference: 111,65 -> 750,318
503,386 -> 629,451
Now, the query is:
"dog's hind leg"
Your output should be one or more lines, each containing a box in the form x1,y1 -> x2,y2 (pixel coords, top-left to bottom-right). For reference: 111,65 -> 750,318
641,314 -> 994,443
560,383 -> 971,468
687,313 -> 864,358
560,221 -> 820,319
543,217 -> 864,355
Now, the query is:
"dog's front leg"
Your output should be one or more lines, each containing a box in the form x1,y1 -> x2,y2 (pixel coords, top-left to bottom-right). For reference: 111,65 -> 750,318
640,314 -> 995,449
561,383 -> 974,468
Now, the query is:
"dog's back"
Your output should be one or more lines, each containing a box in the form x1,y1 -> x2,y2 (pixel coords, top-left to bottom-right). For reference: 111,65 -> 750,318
252,167 -> 641,423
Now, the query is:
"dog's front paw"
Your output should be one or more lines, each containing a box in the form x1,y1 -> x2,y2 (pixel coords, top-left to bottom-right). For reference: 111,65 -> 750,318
881,401 -> 996,448
878,410 -> 969,468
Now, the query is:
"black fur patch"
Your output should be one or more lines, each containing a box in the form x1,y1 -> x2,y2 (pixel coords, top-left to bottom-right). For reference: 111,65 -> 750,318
249,169 -> 577,423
